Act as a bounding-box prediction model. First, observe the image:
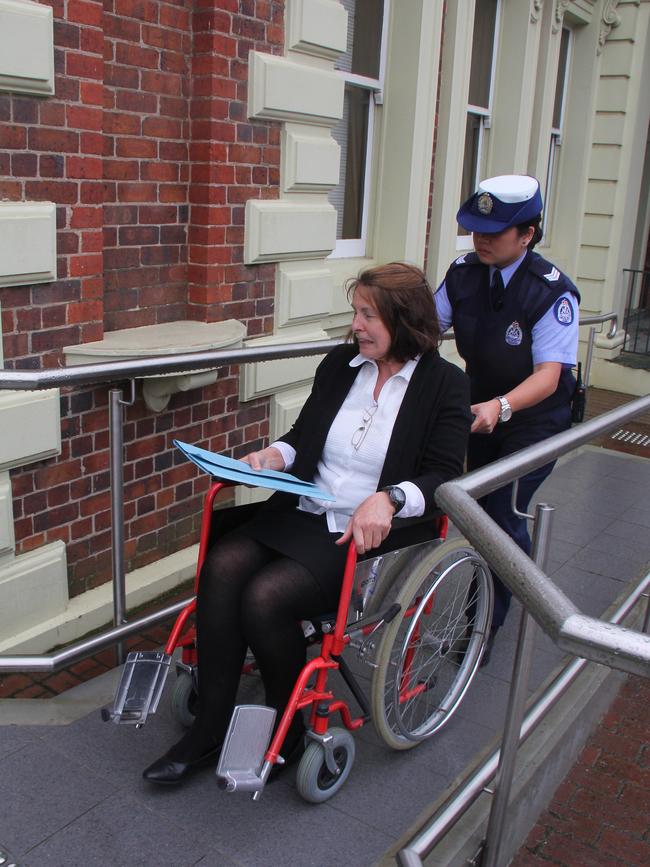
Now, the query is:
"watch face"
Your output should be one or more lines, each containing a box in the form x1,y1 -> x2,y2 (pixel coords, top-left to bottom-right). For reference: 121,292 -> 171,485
500,406 -> 512,422
389,486 -> 406,511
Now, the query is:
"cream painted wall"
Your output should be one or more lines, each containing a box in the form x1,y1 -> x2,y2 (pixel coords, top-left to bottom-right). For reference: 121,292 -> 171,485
427,0 -> 650,395
244,0 -> 445,441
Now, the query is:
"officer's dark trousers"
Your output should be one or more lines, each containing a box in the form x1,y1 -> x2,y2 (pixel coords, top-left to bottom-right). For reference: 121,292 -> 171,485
467,406 -> 571,628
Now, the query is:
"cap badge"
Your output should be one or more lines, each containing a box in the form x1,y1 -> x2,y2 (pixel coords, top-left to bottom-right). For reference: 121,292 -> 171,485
477,193 -> 493,215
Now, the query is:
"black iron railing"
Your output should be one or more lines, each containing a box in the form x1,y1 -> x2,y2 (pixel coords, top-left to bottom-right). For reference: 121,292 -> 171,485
622,268 -> 650,356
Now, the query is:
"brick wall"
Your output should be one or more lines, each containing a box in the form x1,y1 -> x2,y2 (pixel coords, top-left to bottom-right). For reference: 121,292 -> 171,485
0,0 -> 283,597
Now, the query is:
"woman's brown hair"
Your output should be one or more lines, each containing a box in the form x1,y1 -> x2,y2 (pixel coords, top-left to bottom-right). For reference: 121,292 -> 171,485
346,262 -> 441,362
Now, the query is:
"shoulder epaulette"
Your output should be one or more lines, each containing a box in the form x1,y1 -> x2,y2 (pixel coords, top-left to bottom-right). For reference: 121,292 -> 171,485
448,251 -> 481,271
528,254 -> 565,285
526,253 -> 581,308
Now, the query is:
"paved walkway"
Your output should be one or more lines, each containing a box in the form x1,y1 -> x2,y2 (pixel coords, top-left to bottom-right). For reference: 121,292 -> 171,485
0,388 -> 648,867
512,675 -> 650,867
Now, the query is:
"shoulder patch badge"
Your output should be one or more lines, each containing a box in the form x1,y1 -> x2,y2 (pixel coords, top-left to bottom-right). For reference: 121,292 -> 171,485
505,321 -> 523,346
553,296 -> 574,326
543,266 -> 561,282
454,254 -> 467,265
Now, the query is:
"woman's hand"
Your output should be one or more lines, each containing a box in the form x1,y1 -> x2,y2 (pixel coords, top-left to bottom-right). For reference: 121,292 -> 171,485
241,446 -> 286,472
336,491 -> 394,555
470,399 -> 501,434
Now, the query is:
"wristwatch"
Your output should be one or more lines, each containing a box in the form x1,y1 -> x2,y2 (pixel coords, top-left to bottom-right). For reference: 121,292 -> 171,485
381,485 -> 406,515
496,396 -> 512,423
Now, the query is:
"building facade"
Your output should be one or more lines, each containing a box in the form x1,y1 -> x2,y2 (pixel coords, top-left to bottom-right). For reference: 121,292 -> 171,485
0,0 -> 648,653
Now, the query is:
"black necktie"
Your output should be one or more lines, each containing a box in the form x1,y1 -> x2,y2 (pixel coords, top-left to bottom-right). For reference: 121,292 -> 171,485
491,269 -> 505,311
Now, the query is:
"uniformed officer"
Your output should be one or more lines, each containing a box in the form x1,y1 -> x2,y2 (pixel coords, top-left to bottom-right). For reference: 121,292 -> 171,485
435,174 -> 580,661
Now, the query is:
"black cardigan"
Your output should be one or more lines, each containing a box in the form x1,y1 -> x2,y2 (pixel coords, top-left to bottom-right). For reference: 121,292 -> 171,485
268,344 -> 471,520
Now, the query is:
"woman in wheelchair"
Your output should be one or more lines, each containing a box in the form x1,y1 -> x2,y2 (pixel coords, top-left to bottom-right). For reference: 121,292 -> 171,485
143,262 -> 472,785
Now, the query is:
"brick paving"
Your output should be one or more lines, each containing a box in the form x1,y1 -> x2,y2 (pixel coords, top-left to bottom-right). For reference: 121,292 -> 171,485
511,675 -> 650,867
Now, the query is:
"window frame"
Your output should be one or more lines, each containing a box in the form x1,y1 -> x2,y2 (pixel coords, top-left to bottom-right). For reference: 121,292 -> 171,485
328,0 -> 389,260
542,25 -> 572,240
457,0 -> 501,249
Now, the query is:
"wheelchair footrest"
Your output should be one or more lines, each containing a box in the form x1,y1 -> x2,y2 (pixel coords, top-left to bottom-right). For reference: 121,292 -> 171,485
216,704 -> 277,793
101,650 -> 172,726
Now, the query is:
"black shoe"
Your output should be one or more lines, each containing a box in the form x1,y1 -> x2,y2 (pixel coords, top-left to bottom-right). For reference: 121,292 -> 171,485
480,626 -> 499,668
142,745 -> 221,786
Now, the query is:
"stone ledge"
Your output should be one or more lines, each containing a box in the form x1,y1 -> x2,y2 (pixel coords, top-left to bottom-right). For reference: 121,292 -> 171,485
63,320 -> 246,411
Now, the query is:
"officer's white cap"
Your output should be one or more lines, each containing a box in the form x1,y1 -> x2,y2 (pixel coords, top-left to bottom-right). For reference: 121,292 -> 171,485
478,175 -> 539,204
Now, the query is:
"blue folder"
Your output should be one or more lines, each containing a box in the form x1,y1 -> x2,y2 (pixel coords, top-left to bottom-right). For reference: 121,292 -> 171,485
173,440 -> 336,502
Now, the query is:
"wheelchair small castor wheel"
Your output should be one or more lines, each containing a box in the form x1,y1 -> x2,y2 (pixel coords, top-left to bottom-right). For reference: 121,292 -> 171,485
295,727 -> 355,803
170,671 -> 198,728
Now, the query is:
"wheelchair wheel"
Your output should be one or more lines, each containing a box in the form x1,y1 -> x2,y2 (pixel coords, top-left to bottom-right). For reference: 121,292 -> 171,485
371,538 -> 493,750
295,728 -> 355,804
170,671 -> 198,728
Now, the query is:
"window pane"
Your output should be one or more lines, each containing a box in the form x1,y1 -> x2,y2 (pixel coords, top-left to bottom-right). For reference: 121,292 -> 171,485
458,113 -> 482,234
329,85 -> 370,240
335,0 -> 383,80
552,27 -> 570,131
468,0 -> 498,109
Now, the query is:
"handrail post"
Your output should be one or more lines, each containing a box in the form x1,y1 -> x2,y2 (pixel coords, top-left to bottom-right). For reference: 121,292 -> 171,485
109,387 -> 127,665
583,325 -> 596,389
481,503 -> 555,867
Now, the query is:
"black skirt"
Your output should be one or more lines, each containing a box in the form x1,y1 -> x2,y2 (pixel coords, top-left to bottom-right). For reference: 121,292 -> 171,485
209,499 -> 441,595
241,507 -> 348,593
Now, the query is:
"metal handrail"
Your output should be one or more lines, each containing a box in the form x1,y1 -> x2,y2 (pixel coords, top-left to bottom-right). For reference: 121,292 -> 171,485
435,393 -> 650,675
0,312 -> 616,392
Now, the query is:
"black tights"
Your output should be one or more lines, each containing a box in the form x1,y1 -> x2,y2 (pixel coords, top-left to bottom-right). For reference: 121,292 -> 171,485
167,534 -> 339,762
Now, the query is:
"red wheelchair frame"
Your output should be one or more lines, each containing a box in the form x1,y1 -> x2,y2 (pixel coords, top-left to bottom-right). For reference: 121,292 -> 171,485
162,480 -> 450,780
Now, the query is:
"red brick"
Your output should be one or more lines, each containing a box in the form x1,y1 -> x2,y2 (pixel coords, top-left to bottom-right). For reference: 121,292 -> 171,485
29,128 -> 79,153
67,0 -> 103,26
2,126 -> 27,149
600,828 -> 650,865
159,184 -> 187,203
116,42 -> 160,69
80,81 -> 104,105
114,0 -> 158,23
66,105 -> 102,131
141,70 -> 183,96
71,206 -> 103,229
67,155 -> 102,179
66,53 -> 103,79
141,116 -> 184,138
80,28 -> 103,54
141,162 -> 180,182
0,673 -> 33,697
40,102 -> 66,126
117,182 -> 157,202
116,137 -> 158,158
69,253 -> 103,276
67,300 -> 102,323
116,90 -> 157,113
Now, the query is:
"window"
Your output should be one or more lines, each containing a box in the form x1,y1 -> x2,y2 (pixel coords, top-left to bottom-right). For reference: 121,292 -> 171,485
328,0 -> 387,259
458,0 -> 500,242
543,26 -> 571,238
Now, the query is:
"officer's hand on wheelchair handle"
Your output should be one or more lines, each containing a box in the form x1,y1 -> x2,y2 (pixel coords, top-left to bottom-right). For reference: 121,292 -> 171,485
336,491 -> 395,555
470,399 -> 501,434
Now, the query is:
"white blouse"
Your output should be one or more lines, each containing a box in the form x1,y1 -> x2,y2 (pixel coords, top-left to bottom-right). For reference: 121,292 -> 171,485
271,353 -> 426,532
